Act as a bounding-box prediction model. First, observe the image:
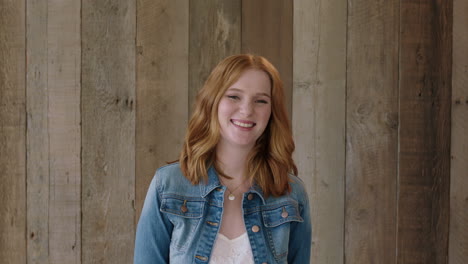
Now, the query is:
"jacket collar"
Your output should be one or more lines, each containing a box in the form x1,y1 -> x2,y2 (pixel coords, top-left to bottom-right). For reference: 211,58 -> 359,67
200,166 -> 223,197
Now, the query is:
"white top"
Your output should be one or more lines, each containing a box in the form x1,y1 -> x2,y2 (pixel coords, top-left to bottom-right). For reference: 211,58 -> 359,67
209,232 -> 255,264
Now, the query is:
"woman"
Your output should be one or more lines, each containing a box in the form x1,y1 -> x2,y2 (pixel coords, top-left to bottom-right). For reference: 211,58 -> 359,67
134,54 -> 311,264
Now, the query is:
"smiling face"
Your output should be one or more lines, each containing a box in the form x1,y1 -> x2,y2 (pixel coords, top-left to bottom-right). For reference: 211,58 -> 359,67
217,69 -> 272,150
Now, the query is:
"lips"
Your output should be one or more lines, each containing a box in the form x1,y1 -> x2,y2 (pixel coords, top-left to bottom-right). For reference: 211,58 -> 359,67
231,119 -> 256,128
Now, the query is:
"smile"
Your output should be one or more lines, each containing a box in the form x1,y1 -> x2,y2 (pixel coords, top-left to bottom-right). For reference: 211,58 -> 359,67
231,119 -> 256,128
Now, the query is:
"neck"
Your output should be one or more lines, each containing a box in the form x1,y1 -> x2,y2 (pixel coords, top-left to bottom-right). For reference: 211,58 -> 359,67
216,142 -> 252,180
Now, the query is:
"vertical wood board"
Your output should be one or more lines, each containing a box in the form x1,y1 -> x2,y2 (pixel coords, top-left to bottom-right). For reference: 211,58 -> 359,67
26,0 -> 50,262
345,0 -> 399,263
0,0 -> 27,262
81,1 -> 136,262
449,0 -> 468,263
398,1 -> 452,263
293,0 -> 346,263
241,0 -> 293,119
189,0 -> 241,114
136,0 -> 189,225
46,1 -> 81,263
26,1 -> 81,263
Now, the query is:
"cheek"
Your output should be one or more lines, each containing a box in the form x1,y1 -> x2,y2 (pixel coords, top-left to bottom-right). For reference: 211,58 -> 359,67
260,107 -> 272,124
217,100 -> 231,122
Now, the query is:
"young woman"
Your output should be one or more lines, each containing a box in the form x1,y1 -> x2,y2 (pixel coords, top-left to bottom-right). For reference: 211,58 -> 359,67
134,54 -> 311,264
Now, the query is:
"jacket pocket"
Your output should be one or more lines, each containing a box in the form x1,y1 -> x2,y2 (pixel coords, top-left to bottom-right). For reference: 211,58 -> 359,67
160,195 -> 205,251
262,201 -> 303,261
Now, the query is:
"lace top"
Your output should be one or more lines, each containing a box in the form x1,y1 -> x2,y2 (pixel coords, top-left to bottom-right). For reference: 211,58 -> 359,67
209,232 -> 255,264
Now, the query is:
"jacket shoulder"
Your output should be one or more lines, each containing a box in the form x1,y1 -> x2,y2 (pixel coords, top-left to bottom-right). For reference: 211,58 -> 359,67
287,174 -> 309,205
154,162 -> 199,195
156,162 -> 185,178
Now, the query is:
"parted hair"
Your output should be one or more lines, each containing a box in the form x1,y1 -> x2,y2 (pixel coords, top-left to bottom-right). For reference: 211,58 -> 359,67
179,54 -> 297,197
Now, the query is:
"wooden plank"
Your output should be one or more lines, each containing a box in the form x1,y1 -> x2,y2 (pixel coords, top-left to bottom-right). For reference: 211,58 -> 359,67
81,1 -> 136,262
46,1 -> 81,263
0,0 -> 26,263
26,0 -> 49,262
292,0 -> 346,263
189,0 -> 241,114
26,1 -> 81,263
345,0 -> 399,263
135,0 -> 189,225
449,0 -> 468,263
398,0 -> 452,263
241,0 -> 293,118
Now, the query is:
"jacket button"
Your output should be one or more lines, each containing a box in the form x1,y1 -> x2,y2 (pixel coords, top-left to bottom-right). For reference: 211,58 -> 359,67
281,206 -> 289,218
252,225 -> 260,233
181,200 -> 188,213
247,194 -> 254,200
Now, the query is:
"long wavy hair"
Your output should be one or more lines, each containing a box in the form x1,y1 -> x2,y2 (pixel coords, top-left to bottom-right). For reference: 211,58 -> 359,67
179,54 -> 297,197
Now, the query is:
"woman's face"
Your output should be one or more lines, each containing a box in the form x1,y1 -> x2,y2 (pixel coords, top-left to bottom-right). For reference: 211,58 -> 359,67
217,69 -> 272,150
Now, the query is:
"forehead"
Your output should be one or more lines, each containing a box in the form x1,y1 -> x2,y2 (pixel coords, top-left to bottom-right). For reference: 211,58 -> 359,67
228,69 -> 271,95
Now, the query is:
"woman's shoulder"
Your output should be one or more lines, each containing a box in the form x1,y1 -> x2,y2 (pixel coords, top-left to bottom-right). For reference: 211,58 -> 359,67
153,162 -> 208,197
286,174 -> 309,205
156,162 -> 184,177
262,174 -> 309,206
153,162 -> 202,195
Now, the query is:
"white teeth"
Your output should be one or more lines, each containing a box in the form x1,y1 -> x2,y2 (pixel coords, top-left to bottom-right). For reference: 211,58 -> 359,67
232,120 -> 254,128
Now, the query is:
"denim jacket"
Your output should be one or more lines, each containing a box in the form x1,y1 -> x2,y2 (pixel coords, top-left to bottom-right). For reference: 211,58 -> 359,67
134,163 -> 312,264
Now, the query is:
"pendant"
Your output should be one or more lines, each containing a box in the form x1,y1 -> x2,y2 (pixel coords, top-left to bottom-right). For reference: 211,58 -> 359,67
228,194 -> 235,200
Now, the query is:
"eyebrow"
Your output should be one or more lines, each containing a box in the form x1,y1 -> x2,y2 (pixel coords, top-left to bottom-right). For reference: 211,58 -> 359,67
227,88 -> 271,98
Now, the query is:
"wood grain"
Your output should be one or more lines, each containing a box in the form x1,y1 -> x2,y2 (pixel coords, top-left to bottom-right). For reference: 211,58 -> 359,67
135,0 -> 189,225
26,1 -> 81,263
81,1 -> 136,262
0,0 -> 26,262
293,0 -> 346,263
242,0 -> 293,118
398,0 -> 452,263
345,0 -> 399,263
26,0 -> 50,262
449,0 -> 468,263
47,1 -> 81,263
189,0 -> 241,114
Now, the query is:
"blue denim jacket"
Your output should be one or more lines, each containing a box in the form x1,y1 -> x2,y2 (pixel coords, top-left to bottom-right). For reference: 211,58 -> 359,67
134,163 -> 311,264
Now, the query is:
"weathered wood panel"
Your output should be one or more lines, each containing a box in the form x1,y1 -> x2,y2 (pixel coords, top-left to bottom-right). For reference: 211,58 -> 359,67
26,1 -> 81,263
293,0 -> 346,263
345,0 -> 399,263
81,1 -> 136,263
241,0 -> 293,118
47,1 -> 81,263
0,0 -> 26,263
398,1 -> 452,263
189,0 -> 241,113
136,0 -> 189,224
449,0 -> 468,263
26,0 -> 50,262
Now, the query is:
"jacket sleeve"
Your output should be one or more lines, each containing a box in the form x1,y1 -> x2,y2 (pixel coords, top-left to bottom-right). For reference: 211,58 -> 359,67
288,180 -> 312,264
134,171 -> 173,264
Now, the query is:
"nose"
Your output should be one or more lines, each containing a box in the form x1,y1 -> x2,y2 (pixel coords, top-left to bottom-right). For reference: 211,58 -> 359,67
239,101 -> 253,116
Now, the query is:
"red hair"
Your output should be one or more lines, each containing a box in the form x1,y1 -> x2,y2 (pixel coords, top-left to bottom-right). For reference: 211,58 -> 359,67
179,54 -> 297,197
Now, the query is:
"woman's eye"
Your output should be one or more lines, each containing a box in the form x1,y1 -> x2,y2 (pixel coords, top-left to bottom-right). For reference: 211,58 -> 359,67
227,95 -> 239,100
256,99 -> 268,104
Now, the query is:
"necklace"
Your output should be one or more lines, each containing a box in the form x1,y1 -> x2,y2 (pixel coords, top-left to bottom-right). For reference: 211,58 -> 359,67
219,177 -> 250,201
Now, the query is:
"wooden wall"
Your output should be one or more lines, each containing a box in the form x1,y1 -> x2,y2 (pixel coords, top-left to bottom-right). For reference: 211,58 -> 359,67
0,0 -> 466,263
450,0 -> 468,263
